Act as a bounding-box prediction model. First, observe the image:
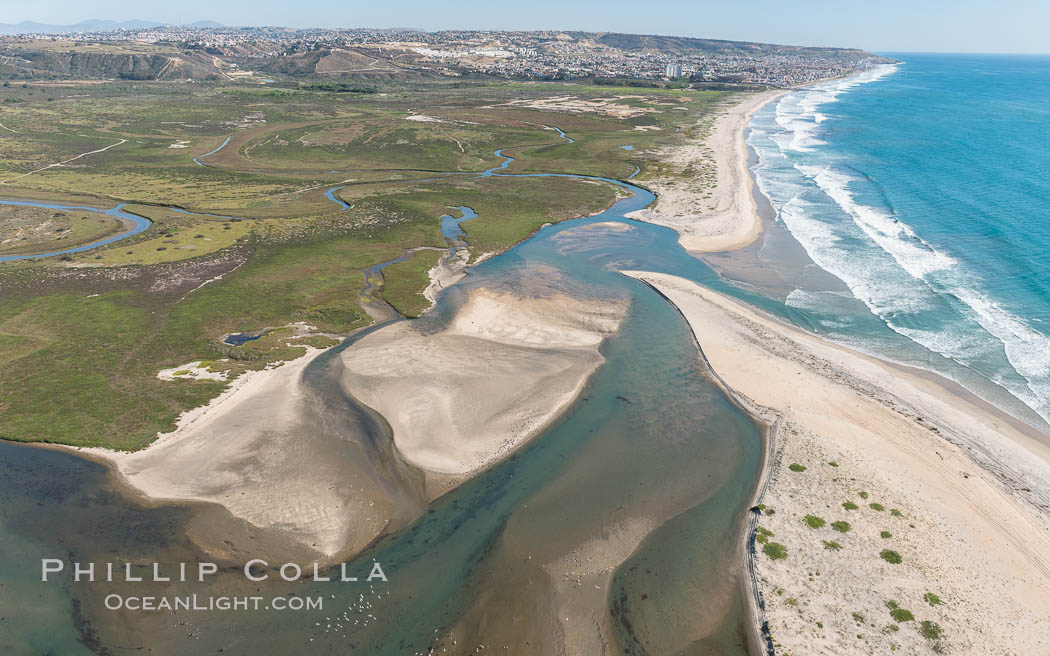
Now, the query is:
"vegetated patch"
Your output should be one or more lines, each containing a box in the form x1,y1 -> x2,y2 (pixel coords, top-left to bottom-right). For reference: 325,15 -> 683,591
803,514 -> 826,529
831,521 -> 851,533
827,461 -> 839,467
823,540 -> 842,551
842,501 -> 858,511
755,526 -> 774,544
880,531 -> 892,539
378,248 -> 444,317
885,601 -> 914,623
788,463 -> 806,472
852,611 -> 864,624
920,620 -> 943,640
890,509 -> 903,517
869,503 -> 885,511
880,549 -> 903,564
762,542 -> 788,560
924,592 -> 944,606
858,491 -> 869,499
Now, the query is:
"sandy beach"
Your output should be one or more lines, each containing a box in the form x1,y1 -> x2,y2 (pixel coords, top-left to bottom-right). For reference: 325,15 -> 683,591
624,270 -> 1050,654
340,287 -> 626,481
627,89 -> 785,252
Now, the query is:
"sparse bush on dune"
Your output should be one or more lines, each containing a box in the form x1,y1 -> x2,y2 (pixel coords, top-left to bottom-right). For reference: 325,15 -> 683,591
880,549 -> 902,564
763,542 -> 788,560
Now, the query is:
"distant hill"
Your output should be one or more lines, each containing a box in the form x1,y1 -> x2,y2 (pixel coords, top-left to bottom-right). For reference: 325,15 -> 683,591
0,20 -> 223,35
587,32 -> 878,60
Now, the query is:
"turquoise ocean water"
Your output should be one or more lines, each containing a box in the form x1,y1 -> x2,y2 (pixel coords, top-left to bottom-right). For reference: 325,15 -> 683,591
748,54 -> 1050,429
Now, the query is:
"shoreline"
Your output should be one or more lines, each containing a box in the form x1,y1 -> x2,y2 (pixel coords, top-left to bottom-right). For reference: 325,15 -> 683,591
626,88 -> 787,253
624,271 -> 1050,654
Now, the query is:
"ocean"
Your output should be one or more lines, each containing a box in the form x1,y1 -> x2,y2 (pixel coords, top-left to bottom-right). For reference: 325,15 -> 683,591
747,53 -> 1050,430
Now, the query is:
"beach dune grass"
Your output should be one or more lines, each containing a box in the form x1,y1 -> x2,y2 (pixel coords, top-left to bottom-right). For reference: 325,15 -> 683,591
880,549 -> 903,564
804,514 -> 826,529
762,542 -> 788,560
885,601 -> 914,623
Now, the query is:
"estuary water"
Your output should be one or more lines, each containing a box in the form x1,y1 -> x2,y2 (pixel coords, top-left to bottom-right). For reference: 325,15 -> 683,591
747,54 -> 1050,430
1,174 -> 777,654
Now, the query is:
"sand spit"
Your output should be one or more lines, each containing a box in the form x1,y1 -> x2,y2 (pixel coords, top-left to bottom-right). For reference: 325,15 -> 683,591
628,90 -> 784,253
624,270 -> 1050,654
80,347 -> 421,565
341,288 -> 626,480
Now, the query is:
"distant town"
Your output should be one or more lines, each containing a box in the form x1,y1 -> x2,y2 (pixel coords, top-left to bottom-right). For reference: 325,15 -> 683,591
0,25 -> 890,87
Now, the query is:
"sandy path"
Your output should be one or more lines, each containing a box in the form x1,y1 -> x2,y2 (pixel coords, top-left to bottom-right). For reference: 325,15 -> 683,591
2,139 -> 126,184
628,90 -> 784,252
624,271 -> 1050,654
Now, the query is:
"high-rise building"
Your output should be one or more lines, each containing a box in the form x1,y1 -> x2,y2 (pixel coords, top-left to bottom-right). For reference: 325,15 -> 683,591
666,63 -> 683,78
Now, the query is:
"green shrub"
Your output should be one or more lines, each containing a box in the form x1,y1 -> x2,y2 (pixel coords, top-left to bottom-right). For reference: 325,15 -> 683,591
880,531 -> 892,539
920,621 -> 942,640
788,463 -> 807,472
763,542 -> 788,560
858,491 -> 869,499
869,503 -> 885,511
804,515 -> 826,529
852,611 -> 864,623
828,461 -> 839,467
823,540 -> 842,551
924,592 -> 944,606
843,501 -> 858,511
756,526 -> 774,544
890,509 -> 903,517
885,601 -> 913,622
831,521 -> 852,533
880,549 -> 902,564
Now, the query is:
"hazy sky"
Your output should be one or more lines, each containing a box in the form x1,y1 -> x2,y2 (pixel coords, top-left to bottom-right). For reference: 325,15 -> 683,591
2,0 -> 1045,54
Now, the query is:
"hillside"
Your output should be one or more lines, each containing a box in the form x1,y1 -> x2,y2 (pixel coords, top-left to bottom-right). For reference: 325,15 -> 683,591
590,32 -> 881,60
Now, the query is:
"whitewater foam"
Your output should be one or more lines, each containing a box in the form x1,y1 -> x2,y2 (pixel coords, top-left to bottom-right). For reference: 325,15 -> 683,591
751,62 -> 1050,425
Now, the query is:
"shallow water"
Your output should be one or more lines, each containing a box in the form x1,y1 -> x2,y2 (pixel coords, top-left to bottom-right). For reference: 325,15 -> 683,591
1,173 -> 777,653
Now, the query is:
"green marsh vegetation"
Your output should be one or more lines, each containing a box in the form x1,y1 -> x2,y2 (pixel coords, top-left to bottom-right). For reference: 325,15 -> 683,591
0,76 -> 725,451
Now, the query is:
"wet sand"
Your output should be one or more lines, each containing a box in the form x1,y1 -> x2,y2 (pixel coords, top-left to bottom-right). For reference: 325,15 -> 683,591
77,347 -> 428,565
341,287 -> 626,480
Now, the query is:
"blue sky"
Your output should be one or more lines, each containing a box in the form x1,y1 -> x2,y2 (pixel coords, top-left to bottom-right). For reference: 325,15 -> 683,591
4,0 -> 1048,54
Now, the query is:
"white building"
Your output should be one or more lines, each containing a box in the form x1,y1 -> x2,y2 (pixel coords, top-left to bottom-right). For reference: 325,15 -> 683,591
665,63 -> 683,78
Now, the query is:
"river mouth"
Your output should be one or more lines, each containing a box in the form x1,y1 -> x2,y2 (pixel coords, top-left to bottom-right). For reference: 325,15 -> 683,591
0,173 -> 773,654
